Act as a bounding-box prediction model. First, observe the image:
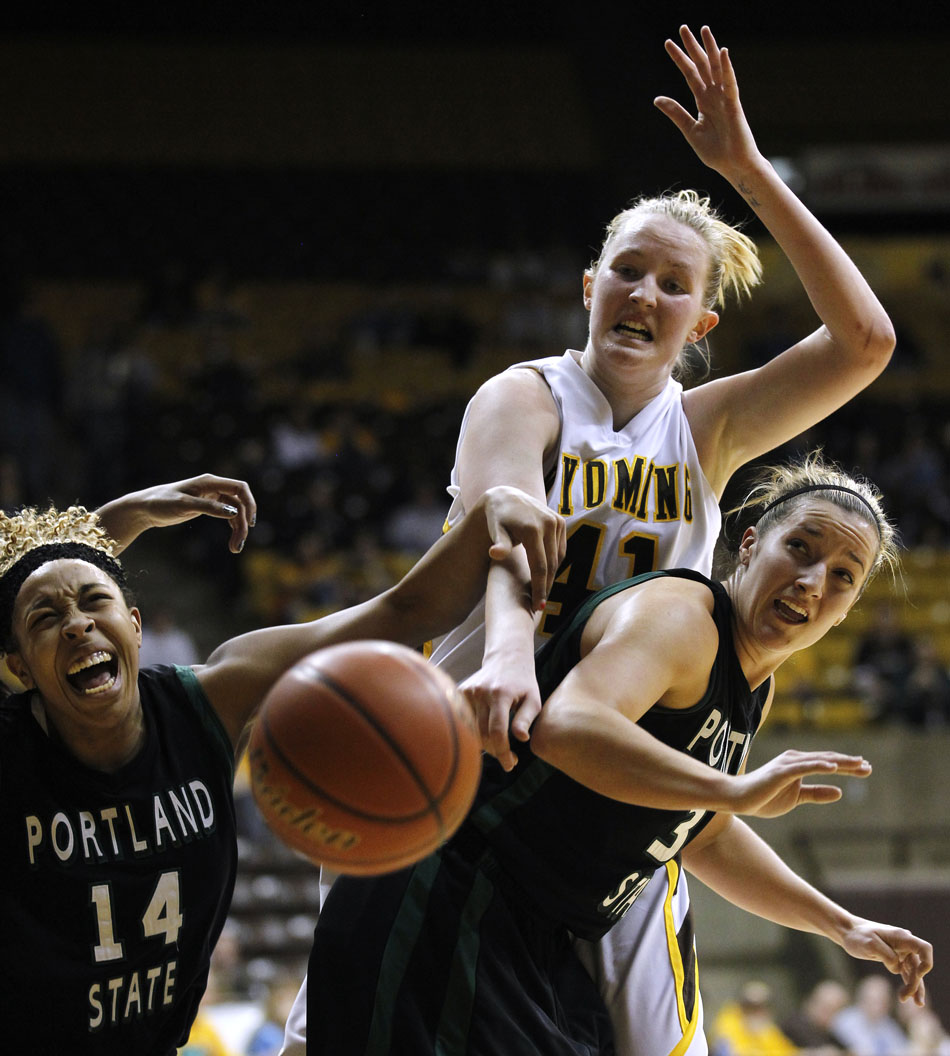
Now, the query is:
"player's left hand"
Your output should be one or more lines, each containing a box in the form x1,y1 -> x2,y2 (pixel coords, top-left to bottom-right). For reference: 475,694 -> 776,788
461,650 -> 542,771
726,749 -> 872,818
98,474 -> 257,554
840,920 -> 933,1005
654,25 -> 762,180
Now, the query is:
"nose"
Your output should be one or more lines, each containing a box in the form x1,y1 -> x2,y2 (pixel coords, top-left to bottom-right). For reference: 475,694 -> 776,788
62,609 -> 94,639
628,274 -> 657,307
795,563 -> 826,599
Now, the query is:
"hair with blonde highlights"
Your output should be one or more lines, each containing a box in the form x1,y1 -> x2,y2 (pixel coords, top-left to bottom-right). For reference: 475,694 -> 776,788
588,189 -> 763,310
0,505 -> 116,579
0,506 -> 127,654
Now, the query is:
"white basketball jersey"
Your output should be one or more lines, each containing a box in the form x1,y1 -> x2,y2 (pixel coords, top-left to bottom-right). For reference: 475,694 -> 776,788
429,350 -> 721,681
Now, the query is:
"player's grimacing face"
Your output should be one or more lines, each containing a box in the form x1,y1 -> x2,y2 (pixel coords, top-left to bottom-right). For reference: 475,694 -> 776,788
735,499 -> 879,654
8,558 -> 142,727
582,212 -> 717,376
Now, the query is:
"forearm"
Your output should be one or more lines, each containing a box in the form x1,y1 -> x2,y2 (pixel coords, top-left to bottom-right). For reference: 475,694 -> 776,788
724,156 -> 894,363
94,491 -> 154,553
376,495 -> 503,645
532,701 -> 730,809
685,816 -> 933,1001
683,816 -> 855,940
482,555 -> 537,666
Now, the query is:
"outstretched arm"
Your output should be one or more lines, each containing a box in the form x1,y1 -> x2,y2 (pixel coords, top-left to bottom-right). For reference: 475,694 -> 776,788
195,486 -> 562,748
530,579 -> 872,812
95,473 -> 258,555
663,25 -> 895,493
683,815 -> 933,1005
451,367 -> 565,770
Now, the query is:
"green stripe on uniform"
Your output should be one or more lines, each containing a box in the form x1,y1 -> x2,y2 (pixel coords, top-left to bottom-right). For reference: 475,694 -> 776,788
365,854 -> 443,1056
435,864 -> 496,1054
469,757 -> 554,837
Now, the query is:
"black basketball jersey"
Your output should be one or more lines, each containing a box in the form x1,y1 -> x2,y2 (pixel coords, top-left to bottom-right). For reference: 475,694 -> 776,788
0,665 -> 237,1056
465,569 -> 769,941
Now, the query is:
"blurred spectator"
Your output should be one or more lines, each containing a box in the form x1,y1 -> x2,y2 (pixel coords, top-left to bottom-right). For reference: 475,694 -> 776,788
139,605 -> 201,667
879,424 -> 950,547
852,601 -> 917,722
180,1012 -> 238,1056
897,999 -> 950,1056
268,399 -> 327,476
245,973 -> 304,1055
832,975 -> 910,1056
780,978 -> 851,1054
383,480 -> 448,555
181,926 -> 256,1056
899,636 -> 950,727
0,277 -> 64,502
711,980 -> 797,1056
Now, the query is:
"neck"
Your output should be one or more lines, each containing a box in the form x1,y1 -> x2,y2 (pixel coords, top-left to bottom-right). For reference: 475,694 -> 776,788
723,572 -> 792,691
40,699 -> 146,773
577,346 -> 670,429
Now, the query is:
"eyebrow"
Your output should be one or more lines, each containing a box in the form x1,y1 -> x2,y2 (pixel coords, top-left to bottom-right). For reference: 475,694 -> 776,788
801,524 -> 867,573
614,247 -> 695,271
25,582 -> 110,614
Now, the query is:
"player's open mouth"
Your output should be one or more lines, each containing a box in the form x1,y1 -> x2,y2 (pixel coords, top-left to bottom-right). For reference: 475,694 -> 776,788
67,650 -> 119,694
774,599 -> 808,624
615,322 -> 652,341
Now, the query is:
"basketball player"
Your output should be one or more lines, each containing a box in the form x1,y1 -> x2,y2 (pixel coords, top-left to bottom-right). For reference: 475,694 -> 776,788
304,455 -> 933,1055
0,481 -> 560,1056
424,24 -> 899,1056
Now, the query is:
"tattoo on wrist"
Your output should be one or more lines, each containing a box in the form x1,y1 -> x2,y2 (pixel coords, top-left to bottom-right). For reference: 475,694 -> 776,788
737,179 -> 761,207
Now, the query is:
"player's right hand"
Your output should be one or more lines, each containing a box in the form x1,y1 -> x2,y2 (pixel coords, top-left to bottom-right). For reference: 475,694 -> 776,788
482,486 -> 565,612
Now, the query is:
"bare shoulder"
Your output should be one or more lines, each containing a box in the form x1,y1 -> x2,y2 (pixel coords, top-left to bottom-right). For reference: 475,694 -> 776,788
585,576 -> 719,667
471,364 -> 557,417
458,367 -> 561,490
574,575 -> 720,709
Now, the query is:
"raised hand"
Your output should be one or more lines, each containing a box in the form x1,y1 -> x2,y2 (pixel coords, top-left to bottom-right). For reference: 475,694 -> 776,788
727,749 -> 872,818
96,473 -> 257,554
654,24 -> 762,180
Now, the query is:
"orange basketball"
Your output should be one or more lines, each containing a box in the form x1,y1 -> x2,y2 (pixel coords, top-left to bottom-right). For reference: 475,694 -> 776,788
247,640 -> 482,875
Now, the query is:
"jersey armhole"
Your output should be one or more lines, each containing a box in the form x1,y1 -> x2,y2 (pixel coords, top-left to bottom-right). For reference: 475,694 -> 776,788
173,665 -> 236,782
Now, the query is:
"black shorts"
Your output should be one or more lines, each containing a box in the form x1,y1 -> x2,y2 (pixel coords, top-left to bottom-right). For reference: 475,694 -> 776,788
306,842 -> 615,1055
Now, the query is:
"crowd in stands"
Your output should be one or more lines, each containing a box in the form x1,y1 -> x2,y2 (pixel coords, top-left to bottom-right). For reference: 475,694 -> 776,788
710,975 -> 950,1056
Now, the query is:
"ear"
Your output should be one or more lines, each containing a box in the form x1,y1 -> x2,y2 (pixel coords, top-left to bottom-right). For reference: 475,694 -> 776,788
130,607 -> 143,647
5,652 -> 34,689
737,525 -> 757,566
582,270 -> 594,311
687,309 -> 719,345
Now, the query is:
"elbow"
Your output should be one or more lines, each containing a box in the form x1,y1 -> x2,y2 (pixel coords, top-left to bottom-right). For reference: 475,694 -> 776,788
825,314 -> 895,382
529,708 -> 577,772
856,314 -> 897,374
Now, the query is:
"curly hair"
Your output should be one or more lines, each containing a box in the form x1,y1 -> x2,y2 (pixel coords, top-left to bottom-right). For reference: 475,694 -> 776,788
0,506 -> 127,653
0,505 -> 116,578
716,450 -> 899,588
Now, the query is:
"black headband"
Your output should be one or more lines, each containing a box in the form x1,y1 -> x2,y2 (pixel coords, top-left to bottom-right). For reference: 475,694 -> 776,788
757,484 -> 882,537
0,542 -> 127,648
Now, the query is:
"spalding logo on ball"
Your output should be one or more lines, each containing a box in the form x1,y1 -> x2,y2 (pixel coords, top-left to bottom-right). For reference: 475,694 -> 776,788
248,640 -> 482,875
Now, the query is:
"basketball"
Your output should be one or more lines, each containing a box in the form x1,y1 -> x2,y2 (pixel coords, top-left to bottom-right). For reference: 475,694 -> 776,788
247,640 -> 483,875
